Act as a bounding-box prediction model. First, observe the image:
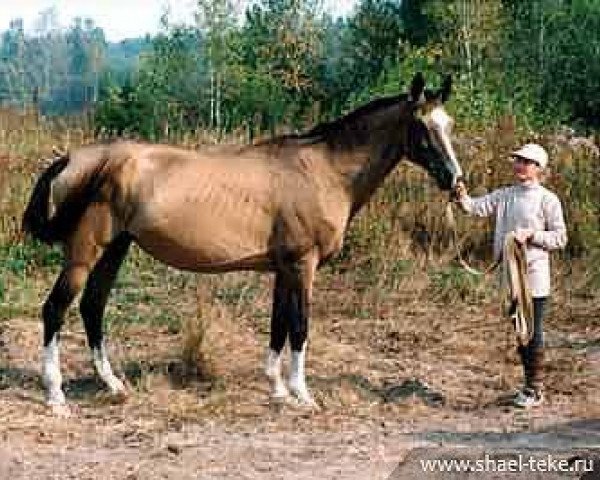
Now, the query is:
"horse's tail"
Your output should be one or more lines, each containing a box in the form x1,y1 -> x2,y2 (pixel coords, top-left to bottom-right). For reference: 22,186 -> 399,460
22,152 -> 109,245
22,155 -> 70,244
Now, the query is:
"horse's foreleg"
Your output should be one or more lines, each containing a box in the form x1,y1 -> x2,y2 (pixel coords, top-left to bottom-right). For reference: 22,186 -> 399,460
288,288 -> 315,406
80,233 -> 131,397
287,251 -> 318,408
266,273 -> 290,400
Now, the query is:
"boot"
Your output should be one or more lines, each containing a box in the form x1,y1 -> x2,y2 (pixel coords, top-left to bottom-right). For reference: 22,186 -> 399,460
514,344 -> 544,408
516,344 -> 532,389
529,347 -> 544,395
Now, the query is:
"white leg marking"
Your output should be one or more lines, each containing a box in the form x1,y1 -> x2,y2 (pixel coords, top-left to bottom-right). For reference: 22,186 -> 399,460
289,343 -> 318,408
92,343 -> 125,395
265,348 -> 289,399
42,335 -> 66,406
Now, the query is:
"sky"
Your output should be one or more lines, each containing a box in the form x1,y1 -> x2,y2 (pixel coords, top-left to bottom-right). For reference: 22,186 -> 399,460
0,0 -> 358,42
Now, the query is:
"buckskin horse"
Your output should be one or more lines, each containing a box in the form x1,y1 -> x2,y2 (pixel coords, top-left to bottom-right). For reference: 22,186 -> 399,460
22,73 -> 463,413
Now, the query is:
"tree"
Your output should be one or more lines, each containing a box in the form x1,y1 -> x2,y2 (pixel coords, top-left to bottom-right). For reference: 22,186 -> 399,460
240,0 -> 326,130
196,0 -> 241,132
400,0 -> 436,46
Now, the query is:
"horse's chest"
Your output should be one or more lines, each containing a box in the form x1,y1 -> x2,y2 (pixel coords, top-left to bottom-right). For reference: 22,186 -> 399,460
314,207 -> 349,260
318,229 -> 345,260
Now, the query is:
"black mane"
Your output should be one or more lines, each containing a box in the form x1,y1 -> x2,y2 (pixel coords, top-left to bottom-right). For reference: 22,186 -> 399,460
300,94 -> 407,141
256,87 -> 441,148
256,94 -> 408,147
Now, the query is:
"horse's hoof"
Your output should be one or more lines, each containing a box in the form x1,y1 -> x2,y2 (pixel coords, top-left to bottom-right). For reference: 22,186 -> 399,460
109,388 -> 129,404
297,397 -> 320,410
269,392 -> 291,405
289,388 -> 320,411
47,403 -> 72,418
267,380 -> 290,401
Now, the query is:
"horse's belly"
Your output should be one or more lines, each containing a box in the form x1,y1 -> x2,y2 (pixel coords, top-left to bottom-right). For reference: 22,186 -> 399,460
135,236 -> 273,272
129,202 -> 274,272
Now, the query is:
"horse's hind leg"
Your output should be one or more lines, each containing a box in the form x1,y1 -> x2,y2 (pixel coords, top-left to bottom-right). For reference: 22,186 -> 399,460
79,232 -> 132,397
41,203 -> 111,411
42,266 -> 89,409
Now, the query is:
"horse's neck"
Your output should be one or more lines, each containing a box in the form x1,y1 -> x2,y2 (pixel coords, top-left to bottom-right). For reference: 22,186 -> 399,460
326,105 -> 405,217
330,134 -> 403,218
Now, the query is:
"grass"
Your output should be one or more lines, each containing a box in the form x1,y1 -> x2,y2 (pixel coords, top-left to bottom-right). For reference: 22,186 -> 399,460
429,265 -> 493,304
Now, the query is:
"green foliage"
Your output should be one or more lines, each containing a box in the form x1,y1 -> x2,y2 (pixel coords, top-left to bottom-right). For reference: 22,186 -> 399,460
3,0 -> 598,135
345,0 -> 404,90
535,1 -> 600,127
95,26 -> 205,139
400,0 -> 437,46
350,0 -> 599,130
0,241 -> 62,276
429,266 -> 489,304
93,0 -> 408,138
383,259 -> 414,291
103,37 -> 152,86
233,0 -> 327,132
94,82 -> 142,136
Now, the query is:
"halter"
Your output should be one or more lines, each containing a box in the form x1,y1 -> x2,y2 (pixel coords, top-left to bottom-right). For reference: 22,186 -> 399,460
444,199 -> 501,276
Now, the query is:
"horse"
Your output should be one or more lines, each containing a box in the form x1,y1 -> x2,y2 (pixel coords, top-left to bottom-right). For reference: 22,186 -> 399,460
22,73 -> 463,413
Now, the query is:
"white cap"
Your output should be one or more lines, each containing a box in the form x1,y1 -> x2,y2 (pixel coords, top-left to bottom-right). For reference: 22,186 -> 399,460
510,143 -> 549,169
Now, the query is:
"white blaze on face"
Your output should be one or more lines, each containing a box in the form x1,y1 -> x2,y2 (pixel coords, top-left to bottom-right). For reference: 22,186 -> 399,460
429,106 -> 463,185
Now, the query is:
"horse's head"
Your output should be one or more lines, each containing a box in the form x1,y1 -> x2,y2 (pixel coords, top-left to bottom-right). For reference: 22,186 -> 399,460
402,73 -> 463,191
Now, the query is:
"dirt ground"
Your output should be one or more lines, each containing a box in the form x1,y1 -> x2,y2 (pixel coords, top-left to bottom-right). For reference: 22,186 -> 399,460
1,271 -> 600,479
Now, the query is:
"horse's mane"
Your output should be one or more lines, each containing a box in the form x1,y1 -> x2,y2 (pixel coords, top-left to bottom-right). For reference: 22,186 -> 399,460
255,94 -> 408,147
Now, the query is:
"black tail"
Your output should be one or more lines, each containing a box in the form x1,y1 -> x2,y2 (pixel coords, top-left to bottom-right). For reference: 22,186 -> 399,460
22,156 -> 70,244
22,154 -> 109,245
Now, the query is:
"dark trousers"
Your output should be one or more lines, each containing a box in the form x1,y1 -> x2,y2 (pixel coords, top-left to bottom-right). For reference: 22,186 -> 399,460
531,296 -> 547,348
517,296 -> 547,392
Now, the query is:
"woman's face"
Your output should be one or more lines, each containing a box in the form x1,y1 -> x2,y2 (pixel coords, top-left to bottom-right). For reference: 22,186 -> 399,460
513,156 -> 542,182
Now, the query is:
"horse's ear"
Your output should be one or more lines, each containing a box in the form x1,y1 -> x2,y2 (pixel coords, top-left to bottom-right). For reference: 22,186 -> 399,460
439,74 -> 452,103
409,72 -> 425,103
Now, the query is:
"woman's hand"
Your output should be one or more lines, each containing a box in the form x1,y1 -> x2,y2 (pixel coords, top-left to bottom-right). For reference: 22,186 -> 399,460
514,227 -> 534,244
452,180 -> 468,201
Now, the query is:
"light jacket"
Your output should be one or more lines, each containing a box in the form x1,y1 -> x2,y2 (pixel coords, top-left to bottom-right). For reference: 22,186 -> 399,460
458,180 -> 567,297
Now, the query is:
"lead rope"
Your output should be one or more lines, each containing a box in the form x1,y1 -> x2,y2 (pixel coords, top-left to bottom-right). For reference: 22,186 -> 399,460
445,201 -> 534,398
444,201 -> 501,276
445,200 -> 533,342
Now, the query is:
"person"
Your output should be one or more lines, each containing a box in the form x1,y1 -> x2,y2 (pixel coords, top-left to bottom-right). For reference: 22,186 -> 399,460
453,143 -> 567,408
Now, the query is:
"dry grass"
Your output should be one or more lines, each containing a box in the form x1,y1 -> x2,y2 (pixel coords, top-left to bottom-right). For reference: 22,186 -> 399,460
181,296 -> 217,380
181,276 -> 265,382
